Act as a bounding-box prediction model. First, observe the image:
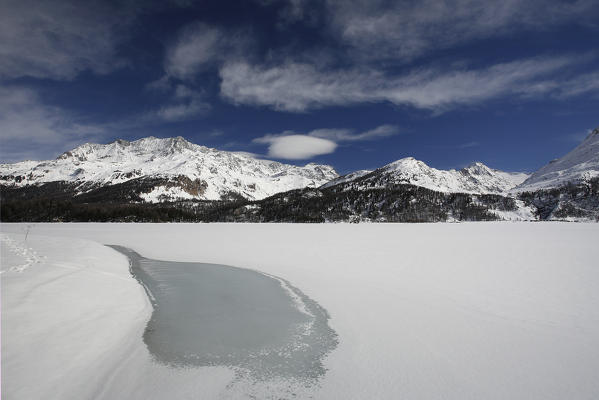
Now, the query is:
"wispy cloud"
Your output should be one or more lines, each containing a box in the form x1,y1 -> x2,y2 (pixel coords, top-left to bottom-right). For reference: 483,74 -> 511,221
0,0 -> 134,81
163,22 -> 253,80
220,55 -> 588,112
455,141 -> 480,149
0,86 -> 108,161
156,101 -> 210,122
155,85 -> 211,121
327,0 -> 599,63
309,124 -> 399,141
0,82 -> 212,162
165,23 -> 226,80
548,71 -> 599,99
156,2 -> 599,116
147,22 -> 253,119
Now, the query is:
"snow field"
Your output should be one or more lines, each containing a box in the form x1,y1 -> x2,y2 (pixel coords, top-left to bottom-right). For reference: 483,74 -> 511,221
1,222 -> 599,399
0,232 -> 239,400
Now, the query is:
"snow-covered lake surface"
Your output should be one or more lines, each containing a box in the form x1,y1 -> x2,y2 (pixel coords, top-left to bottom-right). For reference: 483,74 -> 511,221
2,222 -> 599,399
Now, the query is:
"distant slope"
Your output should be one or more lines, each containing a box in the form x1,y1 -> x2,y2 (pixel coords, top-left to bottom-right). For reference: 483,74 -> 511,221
320,170 -> 372,189
517,128 -> 599,192
206,184 -> 533,223
326,157 -> 528,194
0,137 -> 338,201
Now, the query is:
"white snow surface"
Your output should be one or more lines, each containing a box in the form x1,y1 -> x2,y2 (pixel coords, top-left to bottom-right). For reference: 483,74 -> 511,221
516,128 -> 599,192
2,223 -> 599,400
1,231 -> 234,400
138,185 -> 197,203
334,157 -> 529,194
487,199 -> 537,221
0,137 -> 338,201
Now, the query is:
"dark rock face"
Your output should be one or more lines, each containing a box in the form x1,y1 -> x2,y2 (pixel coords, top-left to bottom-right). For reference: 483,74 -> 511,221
0,175 -> 27,183
169,176 -> 208,197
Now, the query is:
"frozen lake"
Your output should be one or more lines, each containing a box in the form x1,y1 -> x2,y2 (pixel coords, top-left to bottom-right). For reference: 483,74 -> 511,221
107,245 -> 337,383
2,222 -> 599,399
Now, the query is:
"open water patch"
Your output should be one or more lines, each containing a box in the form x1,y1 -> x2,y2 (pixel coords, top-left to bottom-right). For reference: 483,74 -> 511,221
107,245 -> 338,387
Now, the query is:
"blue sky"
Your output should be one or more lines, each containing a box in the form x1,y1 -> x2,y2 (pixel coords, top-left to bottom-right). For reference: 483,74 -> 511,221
1,0 -> 598,174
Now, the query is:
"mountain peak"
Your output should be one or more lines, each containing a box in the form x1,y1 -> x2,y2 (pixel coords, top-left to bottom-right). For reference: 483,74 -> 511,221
107,138 -> 130,147
466,161 -> 487,168
463,162 -> 493,175
384,157 -> 425,170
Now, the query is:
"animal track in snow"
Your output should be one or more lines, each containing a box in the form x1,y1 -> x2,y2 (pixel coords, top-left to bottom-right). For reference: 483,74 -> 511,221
0,234 -> 43,273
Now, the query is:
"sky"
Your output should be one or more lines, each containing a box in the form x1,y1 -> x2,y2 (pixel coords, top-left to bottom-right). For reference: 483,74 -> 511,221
1,0 -> 598,174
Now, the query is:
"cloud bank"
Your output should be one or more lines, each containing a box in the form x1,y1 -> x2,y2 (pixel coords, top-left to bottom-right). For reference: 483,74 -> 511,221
1,0 -> 597,162
220,56 -> 587,112
326,0 -> 599,62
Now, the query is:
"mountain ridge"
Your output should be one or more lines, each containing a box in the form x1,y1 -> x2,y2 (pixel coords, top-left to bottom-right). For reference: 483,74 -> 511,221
516,127 -> 599,192
324,157 -> 529,195
1,136 -> 532,202
0,136 -> 339,202
2,128 -> 598,222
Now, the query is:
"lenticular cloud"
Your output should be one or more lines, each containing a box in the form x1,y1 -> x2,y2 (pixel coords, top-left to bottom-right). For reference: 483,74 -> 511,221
262,134 -> 338,160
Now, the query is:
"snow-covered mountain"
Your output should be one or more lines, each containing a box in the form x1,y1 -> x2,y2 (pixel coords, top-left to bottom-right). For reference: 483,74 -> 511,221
4,129 -> 597,222
326,157 -> 529,194
0,137 -> 338,202
516,128 -> 599,192
320,169 -> 372,189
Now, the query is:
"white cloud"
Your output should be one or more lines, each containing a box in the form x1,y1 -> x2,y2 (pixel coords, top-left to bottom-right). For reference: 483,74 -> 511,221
220,56 -> 584,112
0,0 -> 130,80
254,134 -> 337,159
252,124 -> 397,159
